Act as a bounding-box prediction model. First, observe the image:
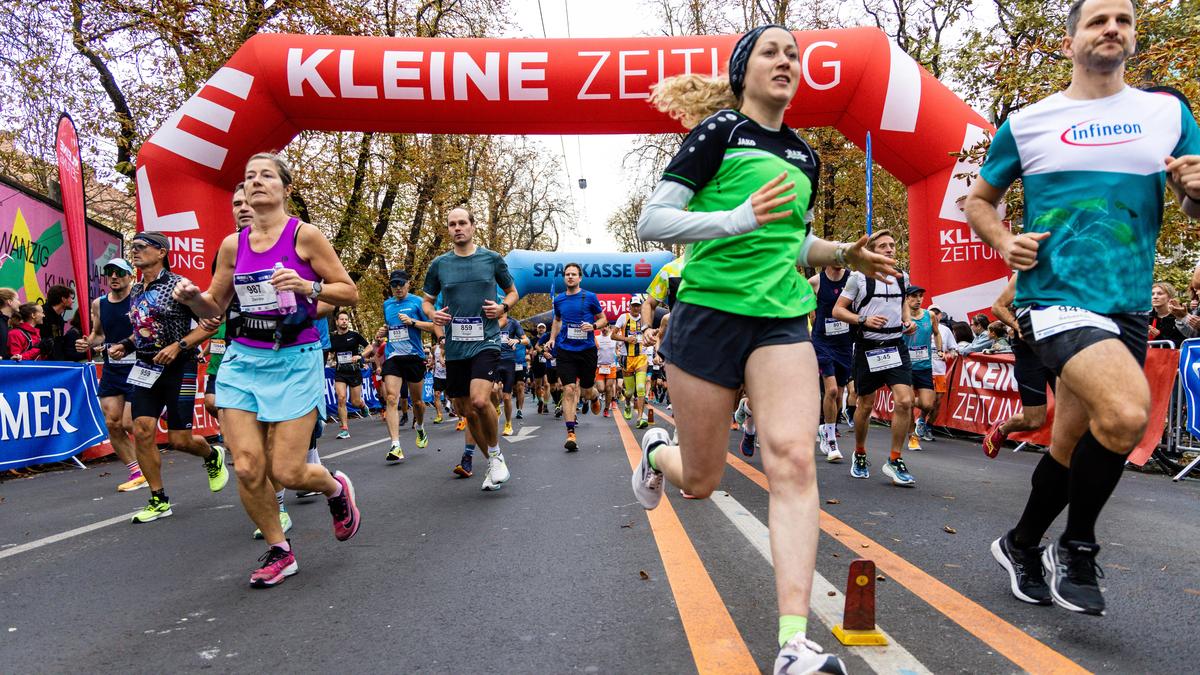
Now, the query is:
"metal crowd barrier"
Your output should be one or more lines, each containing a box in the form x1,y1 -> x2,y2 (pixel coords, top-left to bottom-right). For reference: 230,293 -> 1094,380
1164,339 -> 1200,481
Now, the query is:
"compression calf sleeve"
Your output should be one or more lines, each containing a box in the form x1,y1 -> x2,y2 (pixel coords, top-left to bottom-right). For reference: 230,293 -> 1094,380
1063,432 -> 1128,544
1012,452 -> 1070,549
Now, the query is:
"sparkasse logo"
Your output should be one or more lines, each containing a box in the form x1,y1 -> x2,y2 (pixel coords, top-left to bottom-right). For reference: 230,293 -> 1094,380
1060,119 -> 1144,146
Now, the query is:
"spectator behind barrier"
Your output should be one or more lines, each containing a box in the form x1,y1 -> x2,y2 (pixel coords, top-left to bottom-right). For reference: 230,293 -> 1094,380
1149,281 -> 1188,347
983,321 -> 1012,354
0,287 -> 18,360
8,302 -> 47,360
62,311 -> 89,362
951,321 -> 973,349
960,315 -> 994,354
41,284 -> 75,361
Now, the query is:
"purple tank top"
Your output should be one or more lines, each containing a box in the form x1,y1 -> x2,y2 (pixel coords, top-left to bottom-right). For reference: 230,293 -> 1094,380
232,217 -> 319,348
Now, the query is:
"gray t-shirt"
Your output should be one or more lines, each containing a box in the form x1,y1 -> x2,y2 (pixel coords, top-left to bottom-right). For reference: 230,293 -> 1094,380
842,271 -> 909,342
422,246 -> 514,361
498,320 -> 526,362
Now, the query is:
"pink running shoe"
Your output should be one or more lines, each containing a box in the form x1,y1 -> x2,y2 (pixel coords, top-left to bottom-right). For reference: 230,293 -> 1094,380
250,545 -> 297,588
327,470 -> 361,541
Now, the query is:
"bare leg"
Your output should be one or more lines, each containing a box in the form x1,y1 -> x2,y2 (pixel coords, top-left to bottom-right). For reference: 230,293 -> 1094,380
649,363 -> 739,497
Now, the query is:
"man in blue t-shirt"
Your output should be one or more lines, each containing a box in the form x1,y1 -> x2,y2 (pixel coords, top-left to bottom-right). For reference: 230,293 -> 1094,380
964,0 -> 1200,617
494,315 -> 528,437
548,262 -> 607,451
381,269 -> 435,461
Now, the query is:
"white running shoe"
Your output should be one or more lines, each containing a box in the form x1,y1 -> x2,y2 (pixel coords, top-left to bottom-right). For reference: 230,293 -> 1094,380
817,427 -> 831,456
633,428 -> 669,510
826,441 -> 843,464
482,452 -> 510,491
774,636 -> 847,675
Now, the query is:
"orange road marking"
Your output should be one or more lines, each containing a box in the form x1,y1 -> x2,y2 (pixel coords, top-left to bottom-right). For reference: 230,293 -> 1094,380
648,405 -> 1087,675
612,414 -> 758,675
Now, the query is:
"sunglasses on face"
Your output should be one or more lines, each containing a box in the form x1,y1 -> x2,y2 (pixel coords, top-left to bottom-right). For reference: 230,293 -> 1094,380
105,269 -> 130,277
130,243 -> 160,252
390,281 -> 408,287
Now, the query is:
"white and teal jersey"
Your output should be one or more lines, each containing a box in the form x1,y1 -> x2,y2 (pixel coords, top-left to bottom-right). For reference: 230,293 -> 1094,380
980,87 -> 1200,314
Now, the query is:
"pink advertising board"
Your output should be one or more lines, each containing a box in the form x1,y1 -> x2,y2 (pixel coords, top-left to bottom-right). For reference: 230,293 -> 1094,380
0,178 -> 124,308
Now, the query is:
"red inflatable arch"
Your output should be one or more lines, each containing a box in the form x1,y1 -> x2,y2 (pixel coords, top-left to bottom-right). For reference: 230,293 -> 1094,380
136,28 -> 1008,318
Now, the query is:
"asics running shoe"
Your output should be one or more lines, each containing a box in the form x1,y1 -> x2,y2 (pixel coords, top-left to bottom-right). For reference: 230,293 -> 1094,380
850,453 -> 870,479
983,421 -> 1007,459
991,531 -> 1052,605
337,428 -> 350,440
385,443 -> 405,462
1044,539 -> 1106,616
416,429 -> 429,449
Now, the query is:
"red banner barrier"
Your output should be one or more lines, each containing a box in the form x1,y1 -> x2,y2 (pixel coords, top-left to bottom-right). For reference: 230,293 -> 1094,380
871,350 -> 1177,464
80,363 -> 221,461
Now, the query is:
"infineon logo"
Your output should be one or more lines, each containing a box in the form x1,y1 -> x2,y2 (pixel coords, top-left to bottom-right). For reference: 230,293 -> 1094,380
1060,119 -> 1144,146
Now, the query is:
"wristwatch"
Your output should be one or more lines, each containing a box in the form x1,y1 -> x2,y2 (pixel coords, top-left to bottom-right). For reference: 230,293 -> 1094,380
857,314 -> 866,325
308,280 -> 323,300
500,301 -> 510,313
178,338 -> 190,350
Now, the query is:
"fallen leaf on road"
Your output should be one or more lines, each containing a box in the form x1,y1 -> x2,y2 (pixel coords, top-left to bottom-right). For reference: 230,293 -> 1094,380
638,570 -> 650,580
99,472 -> 111,478
860,543 -> 870,548
831,553 -> 840,558
825,498 -> 840,505
891,538 -> 901,543
1185,589 -> 1200,596
942,495 -> 955,500
943,526 -> 957,534
876,575 -> 886,582
944,564 -> 961,568
620,522 -> 633,529
827,591 -> 837,597
1108,564 -> 1131,571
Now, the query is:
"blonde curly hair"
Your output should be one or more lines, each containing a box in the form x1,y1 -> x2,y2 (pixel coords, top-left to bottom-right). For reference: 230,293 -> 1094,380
650,74 -> 739,130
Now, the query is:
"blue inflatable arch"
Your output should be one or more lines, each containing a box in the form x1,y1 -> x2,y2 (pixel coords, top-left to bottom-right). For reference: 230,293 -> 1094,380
504,250 -> 676,296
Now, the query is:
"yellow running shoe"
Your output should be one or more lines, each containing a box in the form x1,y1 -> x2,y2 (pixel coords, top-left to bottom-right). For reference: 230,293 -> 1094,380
455,418 -> 467,432
118,475 -> 148,492
908,433 -> 922,451
503,421 -> 513,436
433,414 -> 444,424
416,428 -> 429,449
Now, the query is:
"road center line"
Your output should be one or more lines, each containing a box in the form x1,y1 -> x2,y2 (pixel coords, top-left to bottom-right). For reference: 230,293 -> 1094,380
649,405 -> 1086,674
0,512 -> 136,561
611,414 -> 758,675
708,490 -> 932,675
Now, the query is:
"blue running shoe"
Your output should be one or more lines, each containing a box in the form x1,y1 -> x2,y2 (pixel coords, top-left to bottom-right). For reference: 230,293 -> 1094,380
453,452 -> 473,478
850,453 -> 870,479
740,432 -> 756,457
882,457 -> 916,487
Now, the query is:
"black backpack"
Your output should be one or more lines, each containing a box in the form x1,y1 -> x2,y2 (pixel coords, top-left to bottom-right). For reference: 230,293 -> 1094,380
850,273 -> 907,340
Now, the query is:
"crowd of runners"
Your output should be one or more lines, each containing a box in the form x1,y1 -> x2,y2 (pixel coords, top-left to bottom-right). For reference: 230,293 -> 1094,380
18,1 -> 1200,673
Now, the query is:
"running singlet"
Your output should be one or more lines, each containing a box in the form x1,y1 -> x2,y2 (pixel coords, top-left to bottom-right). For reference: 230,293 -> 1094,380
231,217 -> 319,348
99,294 -> 135,365
616,313 -> 642,357
422,246 -> 514,361
980,87 -> 1200,314
661,109 -> 820,318
383,295 -> 428,359
596,334 -> 618,366
646,255 -> 685,310
553,290 -> 602,352
904,311 -> 935,370
499,321 -> 525,362
330,330 -> 369,371
811,269 -> 852,347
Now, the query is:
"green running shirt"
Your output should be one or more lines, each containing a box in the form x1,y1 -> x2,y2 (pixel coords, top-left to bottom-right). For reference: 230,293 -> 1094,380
661,109 -> 820,318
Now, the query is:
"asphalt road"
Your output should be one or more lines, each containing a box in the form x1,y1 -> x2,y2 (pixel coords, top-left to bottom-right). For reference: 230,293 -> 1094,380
1,403 -> 1197,673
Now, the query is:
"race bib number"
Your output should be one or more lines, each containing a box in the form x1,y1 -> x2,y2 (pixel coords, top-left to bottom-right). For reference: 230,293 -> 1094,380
1029,306 -> 1119,342
865,346 -> 903,373
567,323 -> 587,340
909,345 -> 930,362
336,351 -> 354,366
598,365 -> 612,375
515,364 -> 524,372
127,362 -> 164,388
208,339 -> 226,356
451,317 -> 484,342
233,269 -> 279,313
823,318 -> 850,336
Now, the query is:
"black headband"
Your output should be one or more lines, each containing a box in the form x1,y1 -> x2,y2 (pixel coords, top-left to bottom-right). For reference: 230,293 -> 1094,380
728,24 -> 792,100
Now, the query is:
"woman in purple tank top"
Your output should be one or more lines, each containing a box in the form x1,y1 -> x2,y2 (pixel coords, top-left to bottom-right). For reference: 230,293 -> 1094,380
173,153 -> 362,587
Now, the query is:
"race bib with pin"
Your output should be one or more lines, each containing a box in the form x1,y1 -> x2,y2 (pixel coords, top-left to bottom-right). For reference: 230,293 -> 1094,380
566,323 -> 587,341
127,361 -> 164,388
909,345 -> 930,362
1029,305 -> 1119,342
336,351 -> 354,366
208,339 -> 226,356
233,269 -> 280,313
865,346 -> 903,373
451,317 -> 485,341
823,318 -> 850,336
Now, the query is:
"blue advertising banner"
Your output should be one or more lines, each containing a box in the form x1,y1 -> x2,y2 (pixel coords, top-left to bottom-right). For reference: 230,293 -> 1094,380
1179,339 -> 1200,439
322,367 -> 383,417
0,363 -> 108,469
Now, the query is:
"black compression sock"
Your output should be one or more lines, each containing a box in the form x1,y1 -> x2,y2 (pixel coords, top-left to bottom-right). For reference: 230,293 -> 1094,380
1063,432 -> 1128,544
551,390 -> 562,405
152,489 -> 167,501
1011,452 -> 1070,549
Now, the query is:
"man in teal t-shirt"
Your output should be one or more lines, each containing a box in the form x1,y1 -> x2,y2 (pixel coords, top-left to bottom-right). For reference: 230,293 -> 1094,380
902,286 -> 940,452
964,0 -> 1200,618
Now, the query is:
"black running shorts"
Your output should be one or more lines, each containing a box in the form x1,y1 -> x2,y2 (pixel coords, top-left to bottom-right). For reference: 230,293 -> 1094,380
1015,309 -> 1147,375
659,300 -> 810,390
556,348 -> 598,389
130,359 -> 198,431
1010,336 -> 1057,407
852,338 -> 912,397
445,349 -> 499,399
382,355 -> 426,384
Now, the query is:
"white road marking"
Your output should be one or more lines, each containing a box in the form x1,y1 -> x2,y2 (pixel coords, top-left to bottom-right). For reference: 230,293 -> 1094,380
708,491 -> 932,675
321,436 -> 391,459
0,512 -> 136,561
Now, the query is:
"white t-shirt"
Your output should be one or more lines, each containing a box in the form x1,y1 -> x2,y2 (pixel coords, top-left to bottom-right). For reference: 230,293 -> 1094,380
842,272 -> 910,341
932,324 -> 955,376
433,345 -> 447,379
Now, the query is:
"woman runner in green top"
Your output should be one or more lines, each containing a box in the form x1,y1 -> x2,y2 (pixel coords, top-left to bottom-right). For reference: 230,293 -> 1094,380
628,25 -> 897,675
